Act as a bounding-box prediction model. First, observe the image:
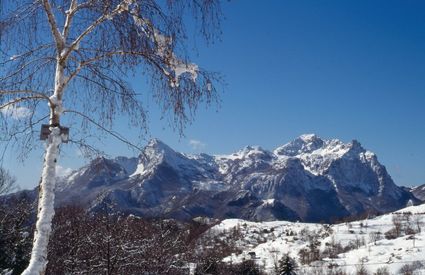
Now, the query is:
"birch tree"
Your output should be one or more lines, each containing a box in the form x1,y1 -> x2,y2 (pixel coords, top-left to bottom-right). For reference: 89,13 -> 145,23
0,0 -> 221,274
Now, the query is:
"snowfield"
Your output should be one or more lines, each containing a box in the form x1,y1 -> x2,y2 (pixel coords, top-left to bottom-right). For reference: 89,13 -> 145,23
204,203 -> 425,274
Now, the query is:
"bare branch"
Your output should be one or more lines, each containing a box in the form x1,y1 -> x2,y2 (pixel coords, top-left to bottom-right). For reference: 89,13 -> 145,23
0,44 -> 54,66
64,109 -> 143,152
0,58 -> 54,82
0,167 -> 16,195
62,0 -> 78,41
63,1 -> 126,61
0,96 -> 48,110
41,0 -> 65,52
0,90 -> 50,100
64,50 -> 168,86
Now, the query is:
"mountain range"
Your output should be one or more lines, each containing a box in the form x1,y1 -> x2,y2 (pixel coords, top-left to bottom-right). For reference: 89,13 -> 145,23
28,134 -> 417,223
3,134 -> 422,223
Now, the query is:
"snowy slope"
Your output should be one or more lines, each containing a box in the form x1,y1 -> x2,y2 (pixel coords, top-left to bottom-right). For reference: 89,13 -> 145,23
203,203 -> 425,274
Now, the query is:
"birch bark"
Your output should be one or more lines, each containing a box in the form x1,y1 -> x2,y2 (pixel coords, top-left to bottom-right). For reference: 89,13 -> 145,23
21,128 -> 61,275
21,60 -> 65,275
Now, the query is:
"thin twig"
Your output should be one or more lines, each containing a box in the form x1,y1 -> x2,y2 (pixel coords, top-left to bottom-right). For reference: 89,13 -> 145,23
63,109 -> 143,152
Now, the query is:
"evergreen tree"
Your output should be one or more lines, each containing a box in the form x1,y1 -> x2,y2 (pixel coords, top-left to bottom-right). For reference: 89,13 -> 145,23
237,259 -> 262,275
278,254 -> 297,275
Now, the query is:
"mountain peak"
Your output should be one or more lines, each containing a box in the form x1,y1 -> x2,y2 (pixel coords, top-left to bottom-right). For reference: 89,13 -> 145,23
274,133 -> 325,156
142,138 -> 169,157
239,145 -> 267,156
350,139 -> 362,149
299,133 -> 321,142
131,138 -> 193,177
217,145 -> 270,161
344,139 -> 366,157
147,138 -> 173,151
143,138 -> 179,160
89,156 -> 112,167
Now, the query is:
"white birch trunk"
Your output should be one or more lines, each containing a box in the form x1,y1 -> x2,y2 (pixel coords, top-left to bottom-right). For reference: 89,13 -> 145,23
21,129 -> 61,275
22,61 -> 64,275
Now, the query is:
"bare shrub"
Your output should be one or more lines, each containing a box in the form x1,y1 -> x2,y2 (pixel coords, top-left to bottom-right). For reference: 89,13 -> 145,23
373,266 -> 390,275
398,261 -> 424,275
392,214 -> 403,237
413,214 -> 423,233
323,237 -> 344,259
356,261 -> 370,275
384,228 -> 398,240
369,231 -> 382,245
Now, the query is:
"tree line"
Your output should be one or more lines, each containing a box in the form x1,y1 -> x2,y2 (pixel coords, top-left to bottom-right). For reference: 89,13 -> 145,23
0,199 -> 271,275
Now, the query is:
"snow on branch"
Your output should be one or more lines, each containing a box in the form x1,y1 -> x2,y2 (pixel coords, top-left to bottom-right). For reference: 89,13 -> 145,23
129,5 -> 199,88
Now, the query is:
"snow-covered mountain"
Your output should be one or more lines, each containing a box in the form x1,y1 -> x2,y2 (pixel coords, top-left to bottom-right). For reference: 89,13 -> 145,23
49,134 -> 419,222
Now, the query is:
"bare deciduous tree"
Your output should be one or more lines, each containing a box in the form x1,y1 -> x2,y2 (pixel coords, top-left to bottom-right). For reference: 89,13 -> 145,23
1,0 -> 222,273
0,193 -> 33,274
368,231 -> 382,245
0,167 -> 16,195
391,214 -> 403,237
413,214 -> 422,233
47,206 -> 189,274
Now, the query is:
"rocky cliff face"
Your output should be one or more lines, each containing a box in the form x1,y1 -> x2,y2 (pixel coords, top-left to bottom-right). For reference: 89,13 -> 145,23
7,135 -> 420,223
411,184 -> 425,201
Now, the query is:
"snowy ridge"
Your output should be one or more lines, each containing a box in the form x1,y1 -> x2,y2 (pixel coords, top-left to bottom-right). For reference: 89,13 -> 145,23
214,134 -> 374,177
214,146 -> 272,175
274,134 -> 362,176
127,134 -> 379,182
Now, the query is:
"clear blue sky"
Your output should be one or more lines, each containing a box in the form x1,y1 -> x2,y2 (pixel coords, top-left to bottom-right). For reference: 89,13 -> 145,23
4,0 -> 425,189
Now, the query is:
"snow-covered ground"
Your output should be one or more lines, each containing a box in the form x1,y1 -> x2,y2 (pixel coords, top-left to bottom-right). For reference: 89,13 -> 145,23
204,203 -> 425,274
